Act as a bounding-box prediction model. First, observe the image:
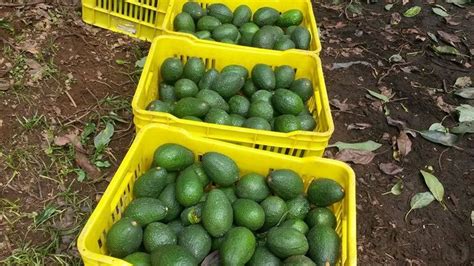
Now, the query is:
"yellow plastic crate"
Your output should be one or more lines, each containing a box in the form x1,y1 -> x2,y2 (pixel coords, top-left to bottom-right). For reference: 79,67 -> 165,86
82,0 -> 171,41
77,124 -> 357,265
132,36 -> 334,157
163,0 -> 322,54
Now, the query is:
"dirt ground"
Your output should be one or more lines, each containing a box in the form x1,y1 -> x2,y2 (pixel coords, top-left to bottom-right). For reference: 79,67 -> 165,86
0,0 -> 472,265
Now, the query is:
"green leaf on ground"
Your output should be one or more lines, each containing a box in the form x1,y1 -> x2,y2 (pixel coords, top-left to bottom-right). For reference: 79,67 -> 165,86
389,54 -> 404,63
95,160 -> 111,168
454,87 -> 474,99
451,121 -> 474,134
403,6 -> 422,17
432,7 -> 450,17
81,122 -> 96,142
428,123 -> 447,133
75,169 -> 87,182
420,170 -> 444,203
34,205 -> 59,226
446,0 -> 469,7
385,4 -> 394,11
405,192 -> 435,221
367,89 -> 390,103
94,122 -> 114,151
135,56 -> 147,69
0,19 -> 13,32
420,130 -> 458,146
427,32 -> 438,43
347,2 -> 363,15
456,104 -> 474,122
383,180 -> 404,196
432,45 -> 461,56
329,140 -> 382,152
115,59 -> 129,65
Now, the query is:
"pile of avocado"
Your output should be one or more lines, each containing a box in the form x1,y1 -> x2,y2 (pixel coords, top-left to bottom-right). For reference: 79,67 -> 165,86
173,2 -> 312,51
106,143 -> 345,266
147,56 -> 317,133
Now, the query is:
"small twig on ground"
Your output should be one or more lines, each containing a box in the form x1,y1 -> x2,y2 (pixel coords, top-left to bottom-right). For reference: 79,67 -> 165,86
388,97 -> 409,103
86,173 -> 109,185
112,122 -> 134,142
442,79 -> 448,93
54,33 -> 95,47
60,104 -> 98,121
438,148 -> 450,171
377,62 -> 411,84
85,87 -> 99,102
358,46 -> 386,61
0,37 -> 19,51
430,58 -> 471,73
89,79 -> 115,90
63,109 -> 99,126
453,145 -> 474,156
109,80 -> 133,88
332,110 -> 365,117
344,0 -> 355,21
106,149 -> 118,162
36,180 -> 43,200
64,90 -> 77,108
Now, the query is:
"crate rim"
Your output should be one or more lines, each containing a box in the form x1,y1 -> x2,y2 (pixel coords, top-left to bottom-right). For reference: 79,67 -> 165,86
131,35 -> 335,139
77,124 -> 356,265
162,0 -> 322,54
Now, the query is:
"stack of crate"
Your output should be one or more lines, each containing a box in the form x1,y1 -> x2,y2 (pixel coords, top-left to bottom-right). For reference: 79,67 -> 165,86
78,0 -> 357,265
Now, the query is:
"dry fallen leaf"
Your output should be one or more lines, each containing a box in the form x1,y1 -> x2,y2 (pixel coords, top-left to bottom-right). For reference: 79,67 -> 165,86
404,28 -> 421,35
370,101 -> 384,113
436,96 -> 455,114
335,149 -> 376,165
379,86 -> 394,99
330,98 -> 356,111
324,150 -> 335,159
347,123 -> 372,130
397,131 -> 412,157
75,151 -> 100,178
54,131 -> 85,152
382,132 -> 391,141
324,21 -> 347,29
387,117 -> 408,131
437,31 -> 460,47
454,76 -> 472,88
0,78 -> 10,91
444,17 -> 460,26
415,35 -> 426,42
391,12 -> 402,25
379,162 -> 404,175
388,118 -> 417,137
25,59 -> 47,84
54,136 -> 72,146
17,39 -> 41,55
400,66 -> 420,73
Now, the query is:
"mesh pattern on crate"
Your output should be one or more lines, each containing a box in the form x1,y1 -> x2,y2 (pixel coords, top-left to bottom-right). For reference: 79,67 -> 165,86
94,0 -> 159,24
